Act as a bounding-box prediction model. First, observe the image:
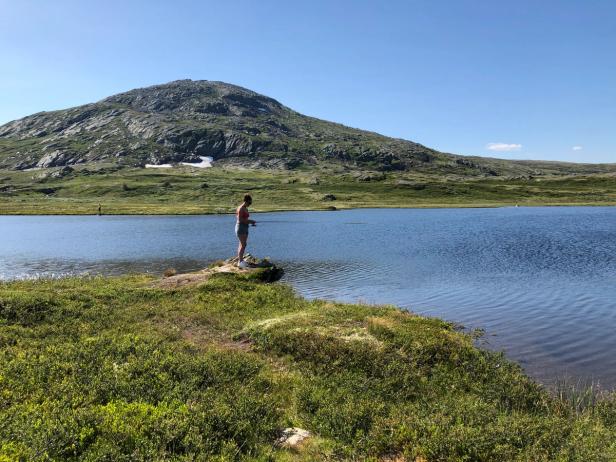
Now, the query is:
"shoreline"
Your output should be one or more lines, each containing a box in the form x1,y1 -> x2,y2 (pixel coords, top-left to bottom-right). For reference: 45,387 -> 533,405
2,201 -> 616,216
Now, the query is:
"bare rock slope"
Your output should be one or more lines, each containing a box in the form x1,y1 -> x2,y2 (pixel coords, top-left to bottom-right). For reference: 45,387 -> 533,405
1,79 -> 614,176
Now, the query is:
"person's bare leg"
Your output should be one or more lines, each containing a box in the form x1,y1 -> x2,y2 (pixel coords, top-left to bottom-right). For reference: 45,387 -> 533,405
238,234 -> 248,261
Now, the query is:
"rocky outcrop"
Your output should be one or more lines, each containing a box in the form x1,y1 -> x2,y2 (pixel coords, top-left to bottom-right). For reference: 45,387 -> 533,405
0,79 -> 555,176
36,150 -> 76,168
0,80 -> 455,172
155,256 -> 284,289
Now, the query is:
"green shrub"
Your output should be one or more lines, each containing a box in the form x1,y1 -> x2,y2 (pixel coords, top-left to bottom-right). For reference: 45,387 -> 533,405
1,275 -> 615,460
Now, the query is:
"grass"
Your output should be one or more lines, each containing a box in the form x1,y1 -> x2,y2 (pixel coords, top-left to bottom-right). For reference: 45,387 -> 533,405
1,273 -> 616,460
1,166 -> 616,215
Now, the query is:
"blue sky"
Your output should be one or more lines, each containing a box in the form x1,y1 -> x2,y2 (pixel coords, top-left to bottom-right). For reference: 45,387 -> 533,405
1,0 -> 614,162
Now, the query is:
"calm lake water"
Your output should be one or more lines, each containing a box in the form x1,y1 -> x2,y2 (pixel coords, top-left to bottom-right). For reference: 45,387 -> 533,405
2,207 -> 616,388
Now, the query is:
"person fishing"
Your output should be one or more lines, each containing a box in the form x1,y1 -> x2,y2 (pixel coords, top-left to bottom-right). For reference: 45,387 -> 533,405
235,194 -> 256,268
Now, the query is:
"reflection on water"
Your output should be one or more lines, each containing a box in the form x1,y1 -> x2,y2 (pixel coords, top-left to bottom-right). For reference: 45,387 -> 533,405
2,207 -> 616,388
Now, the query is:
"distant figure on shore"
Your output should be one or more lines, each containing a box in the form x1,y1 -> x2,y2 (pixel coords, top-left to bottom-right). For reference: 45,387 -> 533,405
235,194 -> 256,268
98,203 -> 102,215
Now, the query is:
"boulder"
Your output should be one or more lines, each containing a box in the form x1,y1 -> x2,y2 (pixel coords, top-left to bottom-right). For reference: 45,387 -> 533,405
276,428 -> 311,448
36,150 -> 73,168
155,256 -> 283,289
356,172 -> 386,182
49,166 -> 74,179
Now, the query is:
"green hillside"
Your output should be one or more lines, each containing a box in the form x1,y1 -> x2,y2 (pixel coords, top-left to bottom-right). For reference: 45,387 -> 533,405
1,80 -> 615,214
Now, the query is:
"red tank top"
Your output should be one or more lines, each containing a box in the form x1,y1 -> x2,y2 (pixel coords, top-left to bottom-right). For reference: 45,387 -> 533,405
236,207 -> 249,222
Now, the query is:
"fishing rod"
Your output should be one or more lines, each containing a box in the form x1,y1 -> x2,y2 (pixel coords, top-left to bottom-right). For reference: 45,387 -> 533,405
250,220 -> 317,224
251,220 -> 369,225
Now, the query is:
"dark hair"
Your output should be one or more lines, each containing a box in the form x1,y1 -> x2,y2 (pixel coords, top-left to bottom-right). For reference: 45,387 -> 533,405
243,194 -> 252,203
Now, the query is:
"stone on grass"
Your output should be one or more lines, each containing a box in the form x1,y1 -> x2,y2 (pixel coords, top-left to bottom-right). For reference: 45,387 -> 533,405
276,427 -> 311,448
154,255 -> 283,289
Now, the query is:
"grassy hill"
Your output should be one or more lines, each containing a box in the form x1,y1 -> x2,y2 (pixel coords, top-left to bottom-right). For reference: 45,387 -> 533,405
1,79 -> 615,214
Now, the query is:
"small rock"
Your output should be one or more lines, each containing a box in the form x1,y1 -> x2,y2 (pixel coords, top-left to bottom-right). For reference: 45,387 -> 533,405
276,427 -> 311,448
356,172 -> 386,182
49,166 -> 74,179
163,268 -> 177,278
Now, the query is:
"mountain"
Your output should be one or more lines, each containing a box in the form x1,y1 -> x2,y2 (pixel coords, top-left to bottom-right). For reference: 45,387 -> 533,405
0,80 -> 613,176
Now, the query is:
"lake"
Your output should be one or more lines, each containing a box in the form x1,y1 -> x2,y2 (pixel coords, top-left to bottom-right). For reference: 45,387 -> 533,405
2,207 -> 616,388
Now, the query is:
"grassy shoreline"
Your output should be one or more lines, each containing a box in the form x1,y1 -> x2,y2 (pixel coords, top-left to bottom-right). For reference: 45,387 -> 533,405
2,166 -> 616,215
3,202 -> 616,216
1,272 -> 615,460
2,200 -> 616,216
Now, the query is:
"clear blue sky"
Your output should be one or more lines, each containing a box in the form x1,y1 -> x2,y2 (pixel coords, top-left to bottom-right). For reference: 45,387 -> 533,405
1,0 -> 614,162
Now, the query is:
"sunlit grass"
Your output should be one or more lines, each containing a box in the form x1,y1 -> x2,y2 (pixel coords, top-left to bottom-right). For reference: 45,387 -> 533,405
1,273 -> 615,460
1,166 -> 616,214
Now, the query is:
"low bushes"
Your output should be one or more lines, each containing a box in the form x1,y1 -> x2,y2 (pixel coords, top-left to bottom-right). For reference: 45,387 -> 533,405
0,275 -> 615,460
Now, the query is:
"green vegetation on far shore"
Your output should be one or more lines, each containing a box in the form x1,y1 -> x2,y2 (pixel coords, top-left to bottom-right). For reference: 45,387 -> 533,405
1,272 -> 616,460
1,166 -> 616,215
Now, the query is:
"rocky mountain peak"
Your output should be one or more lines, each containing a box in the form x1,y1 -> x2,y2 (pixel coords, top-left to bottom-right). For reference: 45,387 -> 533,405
102,80 -> 287,117
0,79 -> 522,175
